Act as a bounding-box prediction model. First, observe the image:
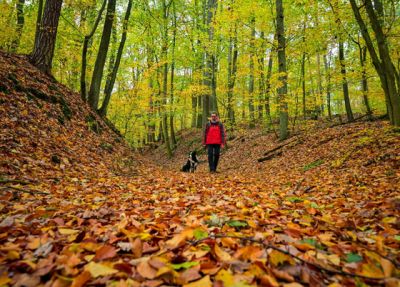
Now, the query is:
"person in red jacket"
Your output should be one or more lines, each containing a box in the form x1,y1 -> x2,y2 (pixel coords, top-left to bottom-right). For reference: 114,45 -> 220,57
202,112 -> 226,173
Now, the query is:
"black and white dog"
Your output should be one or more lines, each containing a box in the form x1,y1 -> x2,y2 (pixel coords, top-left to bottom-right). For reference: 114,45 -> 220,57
181,151 -> 199,172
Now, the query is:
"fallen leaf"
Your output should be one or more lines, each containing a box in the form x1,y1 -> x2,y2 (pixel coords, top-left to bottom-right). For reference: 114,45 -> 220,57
84,262 -> 118,278
183,275 -> 212,287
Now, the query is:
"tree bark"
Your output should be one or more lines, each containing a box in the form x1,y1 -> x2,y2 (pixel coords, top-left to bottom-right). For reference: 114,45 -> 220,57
202,0 -> 217,126
30,0 -> 63,75
80,0 -> 107,102
88,0 -> 116,110
248,16 -> 256,128
349,0 -> 400,126
99,0 -> 133,117
276,0 -> 289,140
338,39 -> 354,122
323,52 -> 332,119
227,22 -> 238,128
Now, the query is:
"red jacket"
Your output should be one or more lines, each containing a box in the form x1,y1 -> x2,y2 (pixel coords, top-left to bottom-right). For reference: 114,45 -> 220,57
203,121 -> 226,145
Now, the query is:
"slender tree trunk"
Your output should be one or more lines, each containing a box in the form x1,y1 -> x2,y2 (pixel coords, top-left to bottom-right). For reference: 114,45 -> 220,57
248,16 -> 256,128
227,24 -> 238,128
359,44 -> 372,119
257,31 -> 266,121
169,0 -> 177,149
349,0 -> 400,125
202,0 -> 217,125
265,52 -> 273,127
80,0 -> 107,101
99,0 -> 133,117
33,0 -> 44,54
161,0 -> 172,157
324,52 -> 332,119
88,0 -> 116,110
301,52 -> 306,119
339,39 -> 354,122
276,0 -> 289,140
30,0 -> 63,75
11,0 -> 25,52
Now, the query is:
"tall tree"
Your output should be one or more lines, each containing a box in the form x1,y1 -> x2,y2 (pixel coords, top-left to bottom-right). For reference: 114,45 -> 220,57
276,0 -> 289,140
99,0 -> 133,117
338,39 -> 354,122
81,0 -> 107,101
30,0 -> 63,75
248,16 -> 256,128
88,0 -> 116,110
202,0 -> 218,125
350,0 -> 400,126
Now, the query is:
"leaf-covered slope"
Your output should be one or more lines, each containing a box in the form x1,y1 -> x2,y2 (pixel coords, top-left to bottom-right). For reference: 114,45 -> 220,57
0,50 -> 135,181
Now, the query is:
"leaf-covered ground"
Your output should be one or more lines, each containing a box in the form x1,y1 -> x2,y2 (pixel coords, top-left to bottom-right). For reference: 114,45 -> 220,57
1,51 -> 399,286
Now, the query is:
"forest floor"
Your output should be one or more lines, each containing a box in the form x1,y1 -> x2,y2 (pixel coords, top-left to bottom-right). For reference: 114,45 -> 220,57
0,51 -> 399,287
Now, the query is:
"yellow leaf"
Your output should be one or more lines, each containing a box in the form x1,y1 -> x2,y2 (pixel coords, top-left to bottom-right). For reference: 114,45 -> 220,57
7,250 -> 20,260
359,263 -> 384,279
382,217 -> 396,224
214,244 -> 232,262
215,269 -> 234,286
183,275 -> 212,287
84,255 -> 95,262
59,228 -> 80,235
84,262 -> 117,278
327,254 -> 341,266
269,250 -> 294,266
0,275 -> 12,285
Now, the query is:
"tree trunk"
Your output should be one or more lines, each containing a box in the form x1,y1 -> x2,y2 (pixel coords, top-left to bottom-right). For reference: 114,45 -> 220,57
359,44 -> 372,119
349,0 -> 400,126
80,0 -> 107,102
88,0 -> 116,110
248,16 -> 256,128
324,52 -> 332,119
202,0 -> 217,126
265,52 -> 273,127
227,23 -> 238,128
161,0 -> 172,157
257,31 -> 266,121
30,0 -> 63,75
276,0 -> 289,140
99,0 -> 133,117
339,39 -> 354,122
169,0 -> 177,149
32,0 -> 44,54
11,0 -> 26,52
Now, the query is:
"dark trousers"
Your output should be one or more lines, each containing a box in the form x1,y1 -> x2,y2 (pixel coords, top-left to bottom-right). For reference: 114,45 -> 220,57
207,144 -> 221,172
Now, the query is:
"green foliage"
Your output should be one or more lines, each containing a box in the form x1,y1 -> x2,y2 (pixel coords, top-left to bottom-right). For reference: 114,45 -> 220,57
302,159 -> 324,171
1,0 -> 395,146
346,253 -> 363,263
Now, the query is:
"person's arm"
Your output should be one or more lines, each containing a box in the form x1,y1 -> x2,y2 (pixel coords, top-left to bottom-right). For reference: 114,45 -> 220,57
202,123 -> 209,146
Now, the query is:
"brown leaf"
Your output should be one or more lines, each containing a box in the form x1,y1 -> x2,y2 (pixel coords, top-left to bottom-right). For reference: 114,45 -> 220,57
93,245 -> 117,261
137,260 -> 158,279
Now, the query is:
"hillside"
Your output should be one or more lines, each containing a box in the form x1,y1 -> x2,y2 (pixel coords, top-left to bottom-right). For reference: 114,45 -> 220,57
148,120 -> 400,197
1,51 -> 399,287
0,51 -> 137,183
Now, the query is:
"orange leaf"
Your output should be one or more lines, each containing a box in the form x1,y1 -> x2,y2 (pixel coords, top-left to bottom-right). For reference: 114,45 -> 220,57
214,244 -> 232,262
137,260 -> 157,279
93,245 -> 117,261
71,271 -> 91,287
